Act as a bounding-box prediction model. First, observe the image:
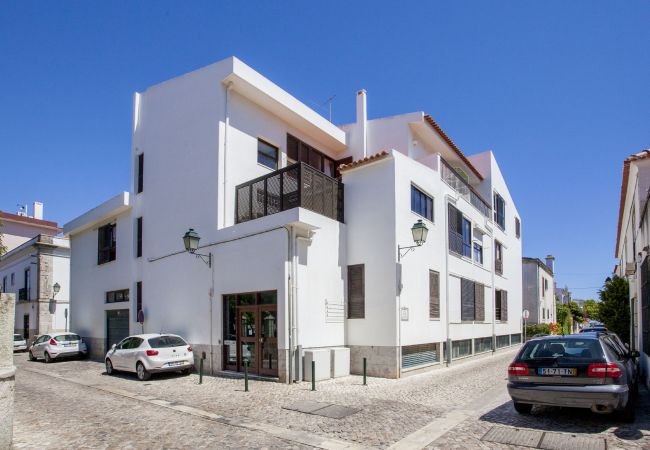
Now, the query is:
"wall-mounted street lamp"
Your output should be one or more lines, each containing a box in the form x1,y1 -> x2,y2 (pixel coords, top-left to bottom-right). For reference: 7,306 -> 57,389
53,282 -> 60,297
398,219 -> 429,261
182,228 -> 212,267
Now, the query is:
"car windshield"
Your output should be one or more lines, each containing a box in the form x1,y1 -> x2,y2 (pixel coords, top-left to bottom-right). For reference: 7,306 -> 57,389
14,335 -> 23,341
54,334 -> 80,342
519,338 -> 605,361
148,335 -> 187,348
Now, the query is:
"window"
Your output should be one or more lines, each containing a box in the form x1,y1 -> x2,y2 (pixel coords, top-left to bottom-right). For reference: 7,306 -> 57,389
286,134 -> 336,177
451,339 -> 472,358
496,335 -> 511,348
493,192 -> 505,230
137,153 -> 144,194
448,204 -> 471,258
136,217 -> 143,258
494,240 -> 503,275
10,273 -> 14,286
136,281 -> 142,319
402,343 -> 439,368
1,276 -> 6,293
98,223 -> 117,265
495,289 -> 508,321
257,139 -> 278,170
515,217 -> 521,239
347,264 -> 365,319
460,278 -> 484,321
473,242 -> 483,264
511,333 -> 522,345
24,268 -> 30,299
411,185 -> 433,221
106,289 -> 129,304
474,336 -> 492,353
429,270 -> 440,319
462,217 -> 471,258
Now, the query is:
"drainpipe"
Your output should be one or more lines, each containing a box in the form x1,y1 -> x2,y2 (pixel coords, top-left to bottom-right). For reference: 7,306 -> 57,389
222,81 -> 234,229
283,226 -> 293,384
444,194 -> 457,366
486,224 -> 496,351
295,234 -> 312,381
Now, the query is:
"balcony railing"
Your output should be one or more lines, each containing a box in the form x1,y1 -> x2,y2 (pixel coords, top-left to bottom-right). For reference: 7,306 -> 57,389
440,158 -> 491,218
235,162 -> 344,224
18,288 -> 29,301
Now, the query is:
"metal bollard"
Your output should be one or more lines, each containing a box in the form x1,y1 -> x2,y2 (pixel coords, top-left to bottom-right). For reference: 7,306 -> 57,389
311,360 -> 316,391
199,358 -> 204,384
244,360 -> 249,392
363,357 -> 367,386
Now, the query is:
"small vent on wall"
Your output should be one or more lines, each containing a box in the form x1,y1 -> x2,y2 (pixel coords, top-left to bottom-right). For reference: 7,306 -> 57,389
325,299 -> 344,323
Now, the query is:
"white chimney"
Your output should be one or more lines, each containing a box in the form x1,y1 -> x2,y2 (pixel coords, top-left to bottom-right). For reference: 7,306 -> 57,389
33,201 -> 43,220
356,89 -> 368,158
545,255 -> 555,274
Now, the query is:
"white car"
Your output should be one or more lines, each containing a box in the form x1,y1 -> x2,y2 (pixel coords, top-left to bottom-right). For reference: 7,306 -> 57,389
14,334 -> 27,352
29,332 -> 88,363
105,334 -> 194,381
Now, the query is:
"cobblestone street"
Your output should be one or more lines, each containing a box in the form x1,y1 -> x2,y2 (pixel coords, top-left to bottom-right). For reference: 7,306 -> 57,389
11,348 -> 650,449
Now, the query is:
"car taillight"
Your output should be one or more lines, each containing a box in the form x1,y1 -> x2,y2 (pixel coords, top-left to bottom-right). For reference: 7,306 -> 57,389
146,350 -> 159,356
508,363 -> 529,376
588,363 -> 622,378
49,339 -> 57,345
187,346 -> 193,352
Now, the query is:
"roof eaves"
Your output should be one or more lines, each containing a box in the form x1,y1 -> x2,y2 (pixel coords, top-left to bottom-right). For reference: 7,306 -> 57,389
338,151 -> 391,172
615,149 -> 650,258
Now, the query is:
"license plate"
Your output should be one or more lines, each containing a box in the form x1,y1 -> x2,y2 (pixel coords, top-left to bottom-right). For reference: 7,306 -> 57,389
168,361 -> 183,367
538,367 -> 577,376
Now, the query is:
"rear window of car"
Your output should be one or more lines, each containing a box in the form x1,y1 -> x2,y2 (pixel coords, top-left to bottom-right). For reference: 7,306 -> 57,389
519,338 -> 605,361
148,335 -> 187,348
14,335 -> 23,341
54,334 -> 80,342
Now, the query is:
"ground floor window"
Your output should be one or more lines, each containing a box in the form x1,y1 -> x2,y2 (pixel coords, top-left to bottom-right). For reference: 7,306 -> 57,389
444,339 -> 472,359
510,333 -> 522,345
496,334 -> 511,348
474,336 -> 492,353
223,291 -> 278,377
401,343 -> 439,369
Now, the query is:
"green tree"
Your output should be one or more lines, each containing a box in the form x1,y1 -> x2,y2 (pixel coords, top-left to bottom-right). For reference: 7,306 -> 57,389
598,276 -> 630,344
556,302 -> 572,335
582,299 -> 600,322
568,301 -> 585,324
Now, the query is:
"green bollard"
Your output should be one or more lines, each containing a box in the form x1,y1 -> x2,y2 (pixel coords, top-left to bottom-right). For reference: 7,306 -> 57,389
363,357 -> 367,386
244,359 -> 249,392
199,358 -> 204,385
311,360 -> 316,391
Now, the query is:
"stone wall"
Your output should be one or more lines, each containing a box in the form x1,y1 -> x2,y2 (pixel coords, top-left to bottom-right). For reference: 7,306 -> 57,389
0,293 -> 16,448
349,345 -> 399,379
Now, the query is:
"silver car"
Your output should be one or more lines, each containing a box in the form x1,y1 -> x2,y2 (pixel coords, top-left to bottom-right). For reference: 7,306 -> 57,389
29,332 -> 88,363
105,333 -> 194,381
13,334 -> 27,352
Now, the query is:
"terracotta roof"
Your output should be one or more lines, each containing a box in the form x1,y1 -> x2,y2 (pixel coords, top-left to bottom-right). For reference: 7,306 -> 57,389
0,211 -> 61,231
423,115 -> 484,181
338,151 -> 390,172
615,149 -> 650,258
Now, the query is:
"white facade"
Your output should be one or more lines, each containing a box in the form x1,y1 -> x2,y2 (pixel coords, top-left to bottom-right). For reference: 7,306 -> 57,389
64,56 -> 523,381
522,257 -> 556,324
615,149 -> 650,389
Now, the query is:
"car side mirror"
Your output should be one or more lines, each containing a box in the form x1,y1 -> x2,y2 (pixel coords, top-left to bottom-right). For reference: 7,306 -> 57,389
111,344 -> 117,351
630,350 -> 640,358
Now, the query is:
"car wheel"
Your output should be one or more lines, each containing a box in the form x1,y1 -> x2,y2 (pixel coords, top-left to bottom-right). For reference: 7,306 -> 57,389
44,352 -> 52,364
105,359 -> 114,375
513,402 -> 533,414
136,362 -> 151,381
28,351 -> 36,362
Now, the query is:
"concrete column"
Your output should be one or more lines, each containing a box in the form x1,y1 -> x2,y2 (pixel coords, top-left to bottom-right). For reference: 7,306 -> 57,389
0,293 -> 16,448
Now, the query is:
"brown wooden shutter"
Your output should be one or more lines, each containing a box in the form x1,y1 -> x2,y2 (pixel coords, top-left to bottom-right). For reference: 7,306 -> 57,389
429,270 -> 440,319
474,283 -> 484,321
347,264 -> 365,319
461,278 -> 475,321
502,290 -> 508,321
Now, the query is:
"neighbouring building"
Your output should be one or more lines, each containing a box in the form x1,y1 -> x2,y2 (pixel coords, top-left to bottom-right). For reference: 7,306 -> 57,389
0,206 -> 70,341
615,149 -> 650,390
554,285 -> 572,305
64,56 -> 523,382
522,255 -> 556,324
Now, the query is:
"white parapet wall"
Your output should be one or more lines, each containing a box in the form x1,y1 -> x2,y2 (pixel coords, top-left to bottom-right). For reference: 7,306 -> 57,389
0,293 -> 16,448
304,349 -> 331,382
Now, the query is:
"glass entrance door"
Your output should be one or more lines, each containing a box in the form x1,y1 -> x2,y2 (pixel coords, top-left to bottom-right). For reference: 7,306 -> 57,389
259,307 -> 277,376
239,307 -> 257,373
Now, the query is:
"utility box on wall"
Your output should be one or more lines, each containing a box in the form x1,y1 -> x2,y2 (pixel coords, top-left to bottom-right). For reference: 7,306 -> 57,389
304,349 -> 330,382
330,347 -> 350,378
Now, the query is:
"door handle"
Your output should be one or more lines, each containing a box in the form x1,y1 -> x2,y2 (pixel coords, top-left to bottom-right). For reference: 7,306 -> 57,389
259,338 -> 264,343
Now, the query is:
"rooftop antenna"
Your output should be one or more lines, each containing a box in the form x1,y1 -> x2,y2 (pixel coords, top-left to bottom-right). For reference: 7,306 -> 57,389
321,95 -> 336,122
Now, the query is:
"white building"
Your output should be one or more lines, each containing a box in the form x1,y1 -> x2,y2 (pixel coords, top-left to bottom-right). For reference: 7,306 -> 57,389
0,206 -> 70,340
64,57 -> 523,381
522,256 -> 556,324
614,149 -> 650,389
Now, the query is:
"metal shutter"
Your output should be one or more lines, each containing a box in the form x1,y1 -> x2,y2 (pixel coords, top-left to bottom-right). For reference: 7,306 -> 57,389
461,278 -> 475,321
502,290 -> 508,321
106,309 -> 129,353
347,264 -> 365,319
474,283 -> 485,321
429,271 -> 440,319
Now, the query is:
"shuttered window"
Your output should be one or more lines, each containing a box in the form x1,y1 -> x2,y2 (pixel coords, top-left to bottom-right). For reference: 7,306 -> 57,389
347,264 -> 365,319
429,270 -> 440,319
448,204 -> 463,255
137,153 -> 144,194
494,192 -> 505,230
136,217 -> 143,258
461,278 -> 475,321
474,283 -> 485,321
496,289 -> 508,321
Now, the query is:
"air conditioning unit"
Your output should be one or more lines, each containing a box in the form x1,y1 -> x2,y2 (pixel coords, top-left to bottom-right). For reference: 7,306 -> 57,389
625,263 -> 636,276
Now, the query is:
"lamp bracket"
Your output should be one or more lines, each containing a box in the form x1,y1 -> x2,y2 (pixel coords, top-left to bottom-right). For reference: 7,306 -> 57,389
191,252 -> 212,268
398,244 -> 422,261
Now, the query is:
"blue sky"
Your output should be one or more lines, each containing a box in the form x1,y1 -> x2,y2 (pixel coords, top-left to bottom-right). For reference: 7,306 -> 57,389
1,1 -> 648,300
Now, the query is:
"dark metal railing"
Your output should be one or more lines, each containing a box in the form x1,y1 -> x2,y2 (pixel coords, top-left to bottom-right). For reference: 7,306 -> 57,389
235,162 -> 344,224
440,158 -> 491,218
18,288 -> 28,301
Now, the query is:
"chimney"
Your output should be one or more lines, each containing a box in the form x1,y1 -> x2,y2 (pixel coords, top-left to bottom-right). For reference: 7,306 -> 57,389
356,89 -> 368,158
545,255 -> 555,274
33,202 -> 43,220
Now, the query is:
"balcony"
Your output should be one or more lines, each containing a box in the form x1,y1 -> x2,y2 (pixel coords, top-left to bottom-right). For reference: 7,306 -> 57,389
235,162 -> 344,224
440,158 -> 491,218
